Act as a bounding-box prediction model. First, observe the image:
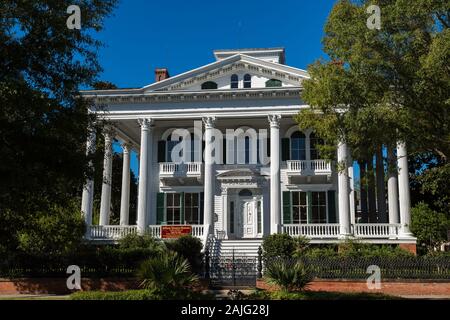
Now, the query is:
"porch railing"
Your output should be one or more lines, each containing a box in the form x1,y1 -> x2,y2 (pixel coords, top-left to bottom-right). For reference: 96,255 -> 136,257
88,225 -> 204,240
282,224 -> 340,238
282,223 -> 401,238
286,160 -> 332,174
89,225 -> 138,239
159,162 -> 203,176
353,223 -> 401,238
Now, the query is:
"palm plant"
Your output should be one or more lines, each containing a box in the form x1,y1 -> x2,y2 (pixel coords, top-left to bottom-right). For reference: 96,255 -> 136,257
137,251 -> 199,297
264,259 -> 313,292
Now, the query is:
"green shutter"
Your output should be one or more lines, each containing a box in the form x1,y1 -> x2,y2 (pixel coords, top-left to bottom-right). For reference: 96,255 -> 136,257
281,138 -> 290,161
267,138 -> 270,157
223,139 -> 226,165
282,191 -> 292,224
307,191 -> 313,223
327,190 -> 336,223
157,193 -> 165,225
200,192 -> 204,224
157,141 -> 166,163
180,192 -> 185,224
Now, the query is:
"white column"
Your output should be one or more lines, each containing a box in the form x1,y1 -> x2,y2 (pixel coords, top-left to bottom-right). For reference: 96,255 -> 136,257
137,118 -> 152,234
203,116 -> 216,236
120,143 -> 131,226
337,141 -> 351,236
81,127 -> 96,234
376,148 -> 387,222
397,141 -> 413,237
387,147 -> 399,225
348,157 -> 356,225
99,129 -> 114,226
268,114 -> 281,234
222,188 -> 229,239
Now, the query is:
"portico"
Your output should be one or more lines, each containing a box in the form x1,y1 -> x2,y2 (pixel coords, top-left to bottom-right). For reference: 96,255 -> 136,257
80,47 -> 416,254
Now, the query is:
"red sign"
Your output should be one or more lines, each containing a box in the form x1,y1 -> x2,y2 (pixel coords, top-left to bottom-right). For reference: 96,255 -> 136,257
161,225 -> 192,239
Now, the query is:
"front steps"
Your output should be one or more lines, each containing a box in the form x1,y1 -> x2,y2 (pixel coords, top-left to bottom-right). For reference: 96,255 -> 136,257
208,239 -> 263,259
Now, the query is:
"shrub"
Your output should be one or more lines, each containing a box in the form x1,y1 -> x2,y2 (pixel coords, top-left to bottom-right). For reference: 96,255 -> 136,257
16,201 -> 85,260
411,202 -> 449,252
137,251 -> 199,298
70,289 -> 157,300
264,259 -> 313,292
293,236 -> 310,258
165,235 -> 203,274
262,233 -> 295,261
118,233 -> 165,252
303,246 -> 338,258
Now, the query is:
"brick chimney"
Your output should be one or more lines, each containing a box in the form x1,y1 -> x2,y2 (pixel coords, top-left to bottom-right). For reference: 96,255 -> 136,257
155,68 -> 170,82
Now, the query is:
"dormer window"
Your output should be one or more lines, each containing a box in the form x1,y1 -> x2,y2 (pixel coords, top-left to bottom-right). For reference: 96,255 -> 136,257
243,74 -> 252,88
231,74 -> 238,89
201,81 -> 218,90
265,79 -> 282,87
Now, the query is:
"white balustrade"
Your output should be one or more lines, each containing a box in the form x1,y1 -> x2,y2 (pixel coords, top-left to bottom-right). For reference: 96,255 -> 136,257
89,225 -> 137,239
160,162 -> 203,176
286,160 -> 331,174
191,225 -> 204,237
147,225 -> 161,238
282,224 -> 340,238
354,223 -> 400,238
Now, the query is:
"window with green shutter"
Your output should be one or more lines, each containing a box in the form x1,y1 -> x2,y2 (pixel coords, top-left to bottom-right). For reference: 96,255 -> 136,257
327,190 -> 336,223
156,193 -> 165,225
282,191 -> 292,224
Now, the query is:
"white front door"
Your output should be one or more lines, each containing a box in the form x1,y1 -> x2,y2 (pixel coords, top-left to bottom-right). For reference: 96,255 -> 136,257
240,199 -> 256,238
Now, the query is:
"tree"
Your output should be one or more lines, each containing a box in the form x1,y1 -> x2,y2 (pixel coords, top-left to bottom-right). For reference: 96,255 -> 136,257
411,202 -> 449,252
0,1 -> 118,257
296,0 -> 449,223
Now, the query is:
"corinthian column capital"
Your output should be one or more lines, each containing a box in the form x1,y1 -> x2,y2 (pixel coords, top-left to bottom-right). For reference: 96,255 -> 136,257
202,116 -> 217,129
268,114 -> 281,128
137,118 -> 154,130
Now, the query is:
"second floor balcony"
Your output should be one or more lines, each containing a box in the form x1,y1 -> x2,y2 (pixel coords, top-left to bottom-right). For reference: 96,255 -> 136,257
286,159 -> 332,176
159,162 -> 203,179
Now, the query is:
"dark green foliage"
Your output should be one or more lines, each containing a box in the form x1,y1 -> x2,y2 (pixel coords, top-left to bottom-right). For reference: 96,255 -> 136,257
137,251 -> 199,298
264,259 -> 313,292
165,235 -> 204,274
118,233 -> 165,252
262,234 -> 296,261
0,0 -> 118,259
411,202 -> 449,252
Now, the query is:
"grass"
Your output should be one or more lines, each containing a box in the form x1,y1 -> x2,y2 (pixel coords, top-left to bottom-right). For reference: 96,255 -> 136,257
0,295 -> 70,300
246,289 -> 400,300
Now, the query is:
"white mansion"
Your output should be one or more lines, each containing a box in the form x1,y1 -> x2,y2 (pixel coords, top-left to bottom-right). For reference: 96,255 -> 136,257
80,48 -> 416,255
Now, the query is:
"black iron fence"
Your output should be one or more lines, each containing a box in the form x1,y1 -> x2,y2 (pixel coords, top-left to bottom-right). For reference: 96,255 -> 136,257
260,255 -> 450,280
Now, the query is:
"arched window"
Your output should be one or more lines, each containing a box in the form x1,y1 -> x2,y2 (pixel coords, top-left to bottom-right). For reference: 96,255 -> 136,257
310,132 -> 324,160
265,79 -> 282,87
243,74 -> 252,88
231,74 -> 238,89
239,189 -> 252,197
291,131 -> 306,160
244,136 -> 250,164
201,81 -> 218,90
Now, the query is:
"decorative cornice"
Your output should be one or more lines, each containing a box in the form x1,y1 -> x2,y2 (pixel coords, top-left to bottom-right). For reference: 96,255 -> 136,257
162,62 -> 303,91
86,87 -> 302,106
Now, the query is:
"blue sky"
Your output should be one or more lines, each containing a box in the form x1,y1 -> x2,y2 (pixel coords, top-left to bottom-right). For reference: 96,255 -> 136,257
96,0 -> 336,88
97,0 -> 359,179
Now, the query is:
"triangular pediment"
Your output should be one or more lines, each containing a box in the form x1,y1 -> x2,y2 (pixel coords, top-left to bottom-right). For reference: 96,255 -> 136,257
143,54 -> 309,93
